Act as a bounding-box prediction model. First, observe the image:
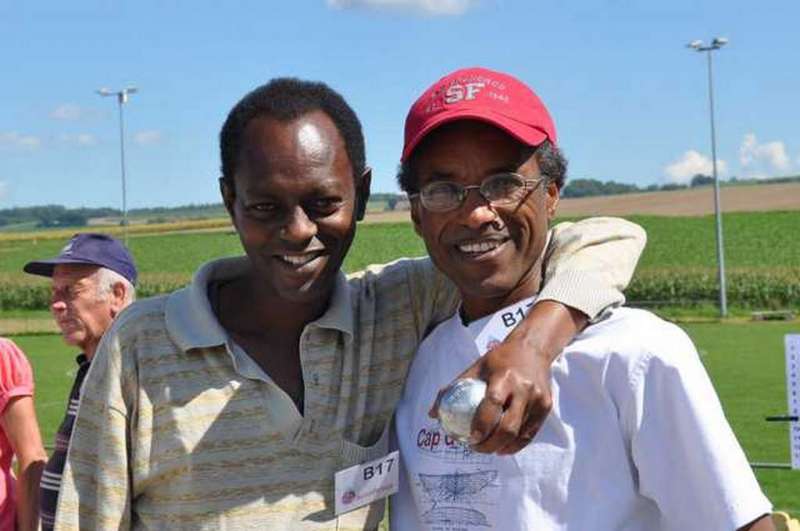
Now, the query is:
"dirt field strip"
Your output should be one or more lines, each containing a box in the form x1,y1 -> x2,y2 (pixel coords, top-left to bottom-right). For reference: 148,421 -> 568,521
555,182 -> 800,217
362,210 -> 413,224
0,318 -> 58,335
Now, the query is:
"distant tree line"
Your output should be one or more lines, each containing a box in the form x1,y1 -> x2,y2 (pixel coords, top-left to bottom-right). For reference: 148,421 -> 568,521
562,174 -> 715,198
561,174 -> 800,198
0,205 -> 117,228
370,193 -> 406,211
131,203 -> 228,223
0,202 -> 229,229
3,174 -> 797,228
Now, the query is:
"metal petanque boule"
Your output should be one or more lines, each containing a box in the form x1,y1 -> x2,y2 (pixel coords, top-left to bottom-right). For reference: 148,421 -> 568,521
437,378 -> 489,444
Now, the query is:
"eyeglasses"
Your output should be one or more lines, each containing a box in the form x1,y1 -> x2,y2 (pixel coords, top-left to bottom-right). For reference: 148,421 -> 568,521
408,172 -> 545,213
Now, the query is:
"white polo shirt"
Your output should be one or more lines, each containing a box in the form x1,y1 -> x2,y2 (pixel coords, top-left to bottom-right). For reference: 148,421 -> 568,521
392,302 -> 771,531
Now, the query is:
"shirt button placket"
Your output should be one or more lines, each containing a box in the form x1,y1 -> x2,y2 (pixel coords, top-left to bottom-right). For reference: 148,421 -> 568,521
301,332 -> 314,434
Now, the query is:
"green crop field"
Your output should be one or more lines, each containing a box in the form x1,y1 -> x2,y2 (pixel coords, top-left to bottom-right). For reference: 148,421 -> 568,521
10,321 -> 800,513
2,210 -> 798,312
1,210 -> 798,275
631,211 -> 799,269
0,230 -> 243,276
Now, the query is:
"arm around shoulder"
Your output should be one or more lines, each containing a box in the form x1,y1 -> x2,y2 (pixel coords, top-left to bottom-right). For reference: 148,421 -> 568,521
541,216 -> 646,319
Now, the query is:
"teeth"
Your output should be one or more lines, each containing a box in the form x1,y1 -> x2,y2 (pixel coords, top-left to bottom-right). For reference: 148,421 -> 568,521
280,254 -> 318,266
458,240 -> 501,253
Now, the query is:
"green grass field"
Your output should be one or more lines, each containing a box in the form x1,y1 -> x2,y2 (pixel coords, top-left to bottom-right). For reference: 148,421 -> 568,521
10,320 -> 800,513
2,211 -> 797,278
631,211 -> 799,270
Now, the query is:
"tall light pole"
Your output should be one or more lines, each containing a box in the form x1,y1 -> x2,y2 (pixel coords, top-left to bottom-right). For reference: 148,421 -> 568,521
96,86 -> 138,244
687,37 -> 728,317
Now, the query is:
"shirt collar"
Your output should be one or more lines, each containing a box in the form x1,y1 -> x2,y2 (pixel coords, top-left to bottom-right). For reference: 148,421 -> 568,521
165,256 -> 354,352
312,271 -> 354,337
165,257 -> 246,352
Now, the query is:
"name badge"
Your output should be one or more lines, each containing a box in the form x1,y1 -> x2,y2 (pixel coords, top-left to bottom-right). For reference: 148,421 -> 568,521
334,450 -> 399,515
474,296 -> 537,353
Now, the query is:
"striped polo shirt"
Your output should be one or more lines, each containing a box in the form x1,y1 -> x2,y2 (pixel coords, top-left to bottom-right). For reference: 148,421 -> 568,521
53,218 -> 645,530
39,354 -> 90,531
55,256 -> 460,530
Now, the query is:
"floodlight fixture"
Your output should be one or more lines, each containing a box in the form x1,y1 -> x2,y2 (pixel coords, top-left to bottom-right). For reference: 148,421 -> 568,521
712,37 -> 728,48
688,37 -> 730,52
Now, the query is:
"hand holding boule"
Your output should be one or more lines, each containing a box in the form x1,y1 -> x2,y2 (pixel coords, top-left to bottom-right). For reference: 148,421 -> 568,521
437,378 -> 504,445
429,342 -> 553,455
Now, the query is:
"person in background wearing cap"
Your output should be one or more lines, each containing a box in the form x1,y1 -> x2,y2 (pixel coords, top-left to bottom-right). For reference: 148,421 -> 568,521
53,79 -> 644,530
23,233 -> 137,531
0,338 -> 47,531
392,66 -> 773,531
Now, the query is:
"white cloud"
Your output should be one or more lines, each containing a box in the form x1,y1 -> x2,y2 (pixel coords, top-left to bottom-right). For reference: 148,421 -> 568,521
58,133 -> 98,147
663,150 -> 727,184
133,130 -> 163,146
326,0 -> 478,16
739,133 -> 791,177
0,131 -> 42,150
50,103 -> 84,121
76,133 -> 97,146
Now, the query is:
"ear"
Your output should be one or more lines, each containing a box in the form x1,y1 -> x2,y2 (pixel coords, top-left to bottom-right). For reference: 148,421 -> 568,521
545,181 -> 560,220
410,199 -> 423,237
109,282 -> 128,317
354,168 -> 372,222
220,177 -> 236,218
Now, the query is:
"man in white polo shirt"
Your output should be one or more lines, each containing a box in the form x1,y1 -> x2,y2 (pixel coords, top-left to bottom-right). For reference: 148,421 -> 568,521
392,66 -> 773,530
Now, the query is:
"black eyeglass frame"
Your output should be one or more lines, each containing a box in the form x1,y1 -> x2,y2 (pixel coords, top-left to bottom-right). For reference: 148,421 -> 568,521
408,172 -> 547,213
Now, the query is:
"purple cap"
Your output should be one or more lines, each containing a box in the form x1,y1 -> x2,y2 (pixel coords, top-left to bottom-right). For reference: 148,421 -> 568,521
23,233 -> 138,285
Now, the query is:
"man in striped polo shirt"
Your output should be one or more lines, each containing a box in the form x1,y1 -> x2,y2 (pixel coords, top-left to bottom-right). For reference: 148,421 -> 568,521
23,233 -> 138,531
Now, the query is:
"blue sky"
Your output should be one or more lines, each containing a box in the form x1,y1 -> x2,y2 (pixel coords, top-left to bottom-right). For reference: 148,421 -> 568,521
1,0 -> 798,209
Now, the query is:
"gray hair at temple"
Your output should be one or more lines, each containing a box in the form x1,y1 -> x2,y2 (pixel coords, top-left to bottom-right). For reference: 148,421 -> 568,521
94,267 -> 136,306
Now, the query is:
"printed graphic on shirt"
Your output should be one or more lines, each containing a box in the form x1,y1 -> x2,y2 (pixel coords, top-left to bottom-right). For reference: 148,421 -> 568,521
413,420 -> 499,529
416,420 -> 492,465
398,297 -> 538,530
415,469 -> 499,529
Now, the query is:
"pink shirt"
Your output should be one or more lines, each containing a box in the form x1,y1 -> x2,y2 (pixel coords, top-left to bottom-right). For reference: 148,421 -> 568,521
0,338 -> 35,531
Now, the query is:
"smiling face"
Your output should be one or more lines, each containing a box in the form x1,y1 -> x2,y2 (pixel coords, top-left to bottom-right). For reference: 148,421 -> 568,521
410,120 -> 559,321
222,110 -> 369,306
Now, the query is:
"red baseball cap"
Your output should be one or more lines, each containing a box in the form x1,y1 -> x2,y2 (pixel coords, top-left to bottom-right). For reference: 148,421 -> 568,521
402,66 -> 557,162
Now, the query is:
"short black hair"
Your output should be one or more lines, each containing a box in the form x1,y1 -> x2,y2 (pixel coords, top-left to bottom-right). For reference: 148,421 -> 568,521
397,138 -> 567,193
219,78 -> 366,185
532,140 -> 567,190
